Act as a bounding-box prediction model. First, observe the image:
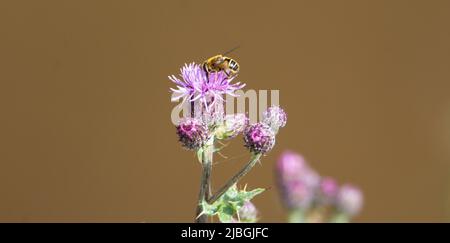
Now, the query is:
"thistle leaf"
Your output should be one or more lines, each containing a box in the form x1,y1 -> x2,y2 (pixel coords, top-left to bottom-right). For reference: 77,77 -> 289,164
200,184 -> 265,223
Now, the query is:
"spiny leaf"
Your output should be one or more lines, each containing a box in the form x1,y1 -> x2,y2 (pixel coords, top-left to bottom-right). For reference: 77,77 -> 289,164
217,210 -> 234,223
200,185 -> 265,223
242,188 -> 265,201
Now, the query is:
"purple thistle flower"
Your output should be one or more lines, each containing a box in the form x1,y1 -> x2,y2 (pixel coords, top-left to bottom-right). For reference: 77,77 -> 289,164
337,184 -> 363,216
202,71 -> 246,109
243,122 -> 275,154
262,106 -> 287,133
169,63 -> 206,103
169,63 -> 245,111
176,117 -> 208,150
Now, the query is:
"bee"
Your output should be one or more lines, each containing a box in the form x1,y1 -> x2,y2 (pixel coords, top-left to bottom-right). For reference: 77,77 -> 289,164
202,46 -> 240,78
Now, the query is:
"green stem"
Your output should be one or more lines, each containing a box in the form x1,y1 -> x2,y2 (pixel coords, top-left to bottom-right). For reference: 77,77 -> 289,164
195,137 -> 214,223
207,153 -> 262,204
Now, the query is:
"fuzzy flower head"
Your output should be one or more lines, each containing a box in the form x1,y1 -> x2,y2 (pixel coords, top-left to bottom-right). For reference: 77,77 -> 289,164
276,151 -> 321,210
244,122 -> 275,154
283,180 -> 315,210
169,63 -> 205,102
276,152 -> 320,187
262,106 -> 287,134
276,151 -> 307,180
215,113 -> 248,140
317,177 -> 339,205
337,184 -> 363,216
176,117 -> 208,150
169,63 -> 245,112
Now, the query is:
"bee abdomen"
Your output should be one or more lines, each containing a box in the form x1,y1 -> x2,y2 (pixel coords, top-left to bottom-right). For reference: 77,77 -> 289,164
227,59 -> 239,71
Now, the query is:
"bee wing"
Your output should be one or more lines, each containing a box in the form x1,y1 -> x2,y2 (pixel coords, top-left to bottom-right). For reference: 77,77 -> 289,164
223,45 -> 240,56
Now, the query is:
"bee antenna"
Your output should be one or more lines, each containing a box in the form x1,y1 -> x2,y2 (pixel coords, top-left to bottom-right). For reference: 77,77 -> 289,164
223,45 -> 240,56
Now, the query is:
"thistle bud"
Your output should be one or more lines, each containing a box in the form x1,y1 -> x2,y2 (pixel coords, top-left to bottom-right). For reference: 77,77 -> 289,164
215,113 -> 248,140
176,117 -> 207,150
284,180 -> 315,210
276,151 -> 307,180
262,106 -> 287,134
243,123 -> 275,154
276,151 -> 320,210
337,184 -> 363,216
318,177 -> 339,205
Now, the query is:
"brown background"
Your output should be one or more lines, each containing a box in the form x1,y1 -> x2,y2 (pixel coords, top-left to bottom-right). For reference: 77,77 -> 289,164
1,0 -> 449,222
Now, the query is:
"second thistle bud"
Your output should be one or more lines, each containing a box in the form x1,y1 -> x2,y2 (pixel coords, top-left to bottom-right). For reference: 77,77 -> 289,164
215,113 -> 248,140
244,123 -> 275,154
176,117 -> 208,150
262,106 -> 287,134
